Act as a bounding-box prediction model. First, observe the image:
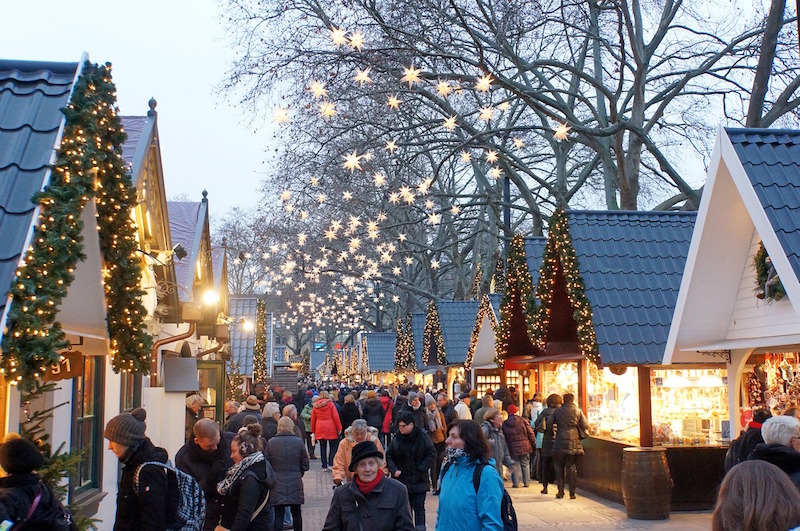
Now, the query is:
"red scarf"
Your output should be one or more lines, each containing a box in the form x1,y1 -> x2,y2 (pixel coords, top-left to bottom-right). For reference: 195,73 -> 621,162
355,473 -> 383,495
749,422 -> 763,429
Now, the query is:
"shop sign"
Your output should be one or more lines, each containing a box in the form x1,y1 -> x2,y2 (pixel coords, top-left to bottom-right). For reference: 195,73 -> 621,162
44,351 -> 84,382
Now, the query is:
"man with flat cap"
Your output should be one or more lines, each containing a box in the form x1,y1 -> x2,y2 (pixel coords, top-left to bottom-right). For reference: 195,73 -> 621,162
322,440 -> 413,530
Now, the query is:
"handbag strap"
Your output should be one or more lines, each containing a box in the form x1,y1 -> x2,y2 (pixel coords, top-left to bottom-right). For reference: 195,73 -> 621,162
11,486 -> 42,530
250,488 -> 270,522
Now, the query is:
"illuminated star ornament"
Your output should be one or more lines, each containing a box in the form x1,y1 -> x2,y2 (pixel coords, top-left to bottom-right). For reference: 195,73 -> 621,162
349,31 -> 365,50
354,68 -> 372,86
343,150 -> 362,172
475,74 -> 493,92
442,116 -> 457,131
436,80 -> 452,96
479,107 -> 494,122
384,140 -> 397,153
330,26 -> 348,46
273,107 -> 290,124
554,122 -> 572,142
387,95 -> 401,109
308,81 -> 328,99
401,65 -> 422,86
319,101 -> 337,120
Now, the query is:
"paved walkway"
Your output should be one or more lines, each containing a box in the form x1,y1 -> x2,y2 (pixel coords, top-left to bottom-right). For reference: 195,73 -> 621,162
299,456 -> 712,530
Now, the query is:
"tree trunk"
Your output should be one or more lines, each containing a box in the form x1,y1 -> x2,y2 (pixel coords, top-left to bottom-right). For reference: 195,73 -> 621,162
746,0 -> 786,126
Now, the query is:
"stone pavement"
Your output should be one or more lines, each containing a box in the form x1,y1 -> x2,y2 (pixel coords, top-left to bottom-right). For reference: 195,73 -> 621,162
300,456 -> 712,530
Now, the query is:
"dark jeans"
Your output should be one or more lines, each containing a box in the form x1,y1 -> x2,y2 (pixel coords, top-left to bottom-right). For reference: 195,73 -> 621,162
319,438 -> 339,468
431,441 -> 445,491
554,454 -> 578,495
540,454 -> 555,487
304,432 -> 315,457
273,504 -> 302,531
408,491 -> 426,530
378,431 -> 388,448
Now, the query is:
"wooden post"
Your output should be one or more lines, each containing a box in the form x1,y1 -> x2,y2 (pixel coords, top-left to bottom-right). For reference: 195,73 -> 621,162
578,359 -> 588,413
638,366 -> 654,447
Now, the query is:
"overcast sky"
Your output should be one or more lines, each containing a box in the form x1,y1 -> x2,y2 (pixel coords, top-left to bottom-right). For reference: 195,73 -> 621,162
2,1 -> 271,217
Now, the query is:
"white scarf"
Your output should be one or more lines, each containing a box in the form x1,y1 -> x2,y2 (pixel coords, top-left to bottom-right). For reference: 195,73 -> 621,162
217,451 -> 264,495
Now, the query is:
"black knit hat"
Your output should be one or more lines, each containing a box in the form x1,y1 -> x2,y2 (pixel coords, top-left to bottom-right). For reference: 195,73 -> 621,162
104,407 -> 147,447
0,438 -> 44,474
396,410 -> 415,426
349,440 -> 384,472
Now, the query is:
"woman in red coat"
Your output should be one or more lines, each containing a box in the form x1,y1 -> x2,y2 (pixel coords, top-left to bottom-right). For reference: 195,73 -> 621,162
380,390 -> 393,448
311,391 -> 342,470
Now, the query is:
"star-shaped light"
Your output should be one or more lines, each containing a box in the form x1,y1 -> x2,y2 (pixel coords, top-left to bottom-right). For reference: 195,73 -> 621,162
387,95 -> 400,109
298,233 -> 308,246
479,106 -> 494,122
349,31 -> 365,50
373,172 -> 387,186
398,233 -> 407,242
513,137 -> 525,148
280,190 -> 291,201
317,193 -> 327,203
404,256 -> 413,265
343,150 -> 362,172
348,215 -> 362,231
428,212 -> 441,225
451,204 -> 461,215
554,122 -> 571,141
418,180 -> 431,195
343,191 -> 353,200
486,150 -> 499,163
384,140 -> 397,153
273,107 -> 290,124
475,74 -> 493,92
392,267 -> 401,276
499,101 -> 510,110
443,116 -> 457,131
319,101 -> 337,120
354,67 -> 371,85
367,220 -> 379,233
310,176 -> 319,186
330,26 -> 348,46
392,294 -> 400,302
308,81 -> 328,99
388,191 -> 400,204
331,220 -> 342,232
436,80 -> 452,96
425,199 -> 434,210
300,210 -> 308,219
401,65 -> 421,86
348,238 -> 361,252
377,212 -> 387,222
325,229 -> 337,241
490,167 -> 503,179
285,203 -> 295,212
461,151 -> 472,162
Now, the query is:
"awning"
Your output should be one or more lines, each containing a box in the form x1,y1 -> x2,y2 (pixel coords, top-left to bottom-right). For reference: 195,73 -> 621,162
681,334 -> 800,353
504,352 -> 584,368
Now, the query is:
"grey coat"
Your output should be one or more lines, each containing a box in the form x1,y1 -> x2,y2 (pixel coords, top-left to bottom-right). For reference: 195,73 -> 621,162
322,477 -> 414,531
551,403 -> 589,456
266,432 -> 309,505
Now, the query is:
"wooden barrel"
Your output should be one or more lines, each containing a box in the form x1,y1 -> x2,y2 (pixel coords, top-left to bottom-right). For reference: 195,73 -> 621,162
621,447 -> 673,520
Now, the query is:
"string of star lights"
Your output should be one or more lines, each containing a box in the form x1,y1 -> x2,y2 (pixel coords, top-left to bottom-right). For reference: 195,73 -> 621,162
495,235 -> 537,366
532,210 -> 600,366
422,300 -> 447,365
1,62 -> 152,387
253,299 -> 267,382
465,294 -> 498,370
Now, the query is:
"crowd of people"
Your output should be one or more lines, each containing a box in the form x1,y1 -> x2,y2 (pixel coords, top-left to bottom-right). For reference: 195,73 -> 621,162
5,378 -> 800,530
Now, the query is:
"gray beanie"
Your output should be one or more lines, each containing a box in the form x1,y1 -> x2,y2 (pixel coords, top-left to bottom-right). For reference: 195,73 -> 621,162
104,407 -> 147,447
425,393 -> 435,406
407,391 -> 418,402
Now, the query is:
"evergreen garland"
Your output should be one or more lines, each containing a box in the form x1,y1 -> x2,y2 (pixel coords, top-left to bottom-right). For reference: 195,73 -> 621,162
754,241 -> 786,302
1,62 -> 152,388
301,347 -> 310,377
404,315 -> 416,371
423,300 -> 447,365
495,235 -> 537,365
532,210 -> 600,365
492,257 -> 506,294
253,299 -> 267,382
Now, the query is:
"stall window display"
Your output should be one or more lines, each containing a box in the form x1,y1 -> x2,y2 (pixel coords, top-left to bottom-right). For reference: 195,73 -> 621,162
476,371 -> 501,395
505,370 -> 532,395
742,352 -> 800,414
540,362 -> 578,398
651,368 -> 728,446
587,365 -> 640,445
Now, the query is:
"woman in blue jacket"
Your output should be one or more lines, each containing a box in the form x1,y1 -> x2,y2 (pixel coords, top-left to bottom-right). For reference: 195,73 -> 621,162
435,419 -> 504,531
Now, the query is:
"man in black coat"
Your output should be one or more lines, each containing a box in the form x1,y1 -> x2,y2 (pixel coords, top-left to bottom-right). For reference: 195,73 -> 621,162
175,418 -> 234,531
436,393 -> 457,430
386,411 -> 436,531
726,408 -> 771,470
748,414 -> 800,488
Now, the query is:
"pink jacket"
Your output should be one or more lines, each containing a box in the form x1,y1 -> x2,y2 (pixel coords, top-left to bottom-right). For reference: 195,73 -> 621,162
311,398 -> 342,440
380,396 -> 393,433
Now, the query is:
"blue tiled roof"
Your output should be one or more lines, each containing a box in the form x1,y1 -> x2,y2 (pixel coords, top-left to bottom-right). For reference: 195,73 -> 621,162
726,128 -> 800,284
487,293 -> 502,320
525,237 -> 547,287
436,300 -> 481,364
0,60 -> 78,328
229,297 -> 258,376
363,332 -> 396,372
411,313 -> 426,370
566,210 -> 696,365
167,201 -> 206,302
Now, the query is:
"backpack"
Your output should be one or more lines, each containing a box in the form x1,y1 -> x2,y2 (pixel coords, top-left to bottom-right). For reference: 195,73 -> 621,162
440,461 -> 518,531
135,461 -> 206,531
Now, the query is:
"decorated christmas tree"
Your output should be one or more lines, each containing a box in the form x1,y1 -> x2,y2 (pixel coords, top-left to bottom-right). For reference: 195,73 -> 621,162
495,234 -> 537,365
423,301 -> 447,365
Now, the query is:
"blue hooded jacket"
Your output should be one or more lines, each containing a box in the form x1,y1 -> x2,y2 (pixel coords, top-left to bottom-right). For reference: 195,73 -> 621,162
435,455 -> 503,531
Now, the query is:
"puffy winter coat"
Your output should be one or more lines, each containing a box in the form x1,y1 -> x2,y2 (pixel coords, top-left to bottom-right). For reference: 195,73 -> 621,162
379,396 -> 393,433
400,402 -> 428,434
551,402 -> 589,456
113,438 -> 170,531
176,431 -> 235,531
386,426 -> 437,494
748,443 -> 800,488
435,455 -> 503,531
301,403 -> 313,432
503,413 -> 537,457
534,407 -> 558,457
218,456 -> 275,531
267,433 -> 309,506
0,473 -> 76,530
481,421 -> 513,476
322,476 -> 413,531
362,397 -> 385,431
311,398 -> 342,440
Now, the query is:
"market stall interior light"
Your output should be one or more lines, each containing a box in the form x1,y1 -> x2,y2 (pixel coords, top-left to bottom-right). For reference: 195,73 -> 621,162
202,289 -> 219,306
